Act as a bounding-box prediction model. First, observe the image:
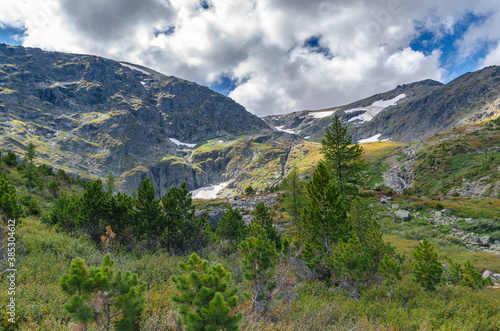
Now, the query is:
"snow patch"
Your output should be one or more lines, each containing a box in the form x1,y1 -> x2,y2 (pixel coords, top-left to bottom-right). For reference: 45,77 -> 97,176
218,140 -> 224,143
191,182 -> 228,199
358,133 -> 389,143
347,94 -> 406,123
275,125 -> 295,134
119,62 -> 151,76
309,110 -> 336,118
169,138 -> 196,148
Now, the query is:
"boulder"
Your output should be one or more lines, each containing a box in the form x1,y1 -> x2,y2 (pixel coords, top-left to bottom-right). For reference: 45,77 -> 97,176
441,208 -> 452,214
465,218 -> 475,223
394,210 -> 411,221
480,236 -> 491,247
434,211 -> 442,218
391,204 -> 400,210
380,197 -> 390,204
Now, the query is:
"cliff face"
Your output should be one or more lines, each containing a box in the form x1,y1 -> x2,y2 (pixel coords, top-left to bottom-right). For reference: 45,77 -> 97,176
0,44 -> 272,194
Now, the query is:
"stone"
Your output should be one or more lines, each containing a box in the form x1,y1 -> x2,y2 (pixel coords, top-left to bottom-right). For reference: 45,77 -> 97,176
394,210 -> 411,221
483,270 -> 494,279
434,211 -> 442,218
380,197 -> 390,204
490,244 -> 500,251
441,208 -> 452,214
391,204 -> 400,210
465,218 -> 475,223
480,236 -> 491,247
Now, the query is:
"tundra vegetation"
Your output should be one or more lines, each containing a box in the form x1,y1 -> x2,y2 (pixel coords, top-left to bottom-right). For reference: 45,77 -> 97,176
1,118 -> 500,330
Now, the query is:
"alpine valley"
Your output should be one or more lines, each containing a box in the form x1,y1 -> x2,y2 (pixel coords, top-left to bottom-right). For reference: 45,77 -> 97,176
1,43 -> 500,197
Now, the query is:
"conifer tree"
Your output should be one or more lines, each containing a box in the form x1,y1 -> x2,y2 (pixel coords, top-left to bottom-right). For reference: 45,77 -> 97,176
321,115 -> 367,195
252,202 -> 281,250
60,255 -> 146,331
445,257 -> 492,290
24,142 -> 37,198
132,178 -> 162,249
279,167 -> 304,227
161,182 -> 207,255
59,258 -> 96,331
79,179 -> 109,242
238,224 -> 279,317
105,170 -> 116,196
0,169 -> 23,221
300,161 -> 348,272
216,206 -> 248,249
48,191 -> 81,232
412,238 -> 445,291
171,253 -> 242,330
107,192 -> 133,243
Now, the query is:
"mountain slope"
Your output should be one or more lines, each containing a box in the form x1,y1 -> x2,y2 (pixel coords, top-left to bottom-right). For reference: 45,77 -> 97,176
264,67 -> 500,143
0,44 -> 273,195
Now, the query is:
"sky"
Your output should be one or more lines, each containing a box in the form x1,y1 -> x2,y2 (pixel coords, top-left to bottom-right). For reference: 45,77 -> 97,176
0,0 -> 499,117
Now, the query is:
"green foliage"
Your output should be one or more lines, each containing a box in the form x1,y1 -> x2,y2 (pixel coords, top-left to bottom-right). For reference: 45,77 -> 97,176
445,256 -> 492,290
132,177 -> 163,248
3,151 -> 18,167
252,202 -> 281,250
325,198 -> 397,297
79,179 -> 109,242
300,161 -> 349,273
171,253 -> 242,330
238,224 -> 279,317
279,167 -> 305,227
320,115 -> 368,194
24,142 -> 37,197
0,169 -> 23,221
105,170 -> 115,196
47,180 -> 61,198
244,185 -> 255,195
60,254 -> 146,331
160,182 -> 208,255
412,238 -> 445,291
47,191 -> 81,232
216,206 -> 248,248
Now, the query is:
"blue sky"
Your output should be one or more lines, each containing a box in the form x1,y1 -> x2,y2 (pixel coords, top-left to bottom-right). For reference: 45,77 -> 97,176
0,0 -> 499,116
0,25 -> 25,45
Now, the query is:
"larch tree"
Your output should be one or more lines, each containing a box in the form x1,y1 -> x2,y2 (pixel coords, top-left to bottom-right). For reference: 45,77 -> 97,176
320,115 -> 368,195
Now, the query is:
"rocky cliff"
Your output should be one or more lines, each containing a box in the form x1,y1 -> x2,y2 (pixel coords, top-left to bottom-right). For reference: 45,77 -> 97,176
0,44 -> 273,195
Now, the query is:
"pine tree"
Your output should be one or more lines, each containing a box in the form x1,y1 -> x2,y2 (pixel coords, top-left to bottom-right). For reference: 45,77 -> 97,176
107,192 -> 133,244
0,169 -> 23,221
105,170 -> 116,196
132,178 -> 162,249
216,206 -> 248,250
252,202 -> 281,250
238,224 -> 279,318
161,182 -> 208,255
60,255 -> 146,331
300,161 -> 349,272
279,167 -> 304,227
59,258 -> 96,331
171,253 -> 242,330
444,256 -> 492,290
47,191 -> 81,232
24,142 -> 37,198
412,238 -> 445,291
321,115 -> 368,195
79,179 -> 109,242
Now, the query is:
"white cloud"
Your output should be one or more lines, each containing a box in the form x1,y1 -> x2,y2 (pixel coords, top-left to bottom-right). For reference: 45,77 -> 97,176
0,0 -> 498,116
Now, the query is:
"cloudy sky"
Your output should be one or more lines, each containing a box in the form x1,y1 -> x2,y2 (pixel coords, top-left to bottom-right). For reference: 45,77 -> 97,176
1,0 -> 499,116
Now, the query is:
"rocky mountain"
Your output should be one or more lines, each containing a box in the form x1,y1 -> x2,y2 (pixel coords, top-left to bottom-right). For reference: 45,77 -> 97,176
264,67 -> 500,143
1,44 -> 499,197
0,44 -> 285,195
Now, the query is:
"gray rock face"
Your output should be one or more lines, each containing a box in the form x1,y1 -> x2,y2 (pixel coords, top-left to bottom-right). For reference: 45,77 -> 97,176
480,236 -> 491,247
0,44 -> 272,194
394,210 -> 411,221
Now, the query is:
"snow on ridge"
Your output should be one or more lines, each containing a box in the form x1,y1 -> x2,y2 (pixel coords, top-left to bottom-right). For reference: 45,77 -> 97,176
347,94 -> 406,123
169,138 -> 196,148
119,62 -> 151,76
358,133 -> 389,143
191,182 -> 228,199
275,125 -> 296,134
309,110 -> 336,118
